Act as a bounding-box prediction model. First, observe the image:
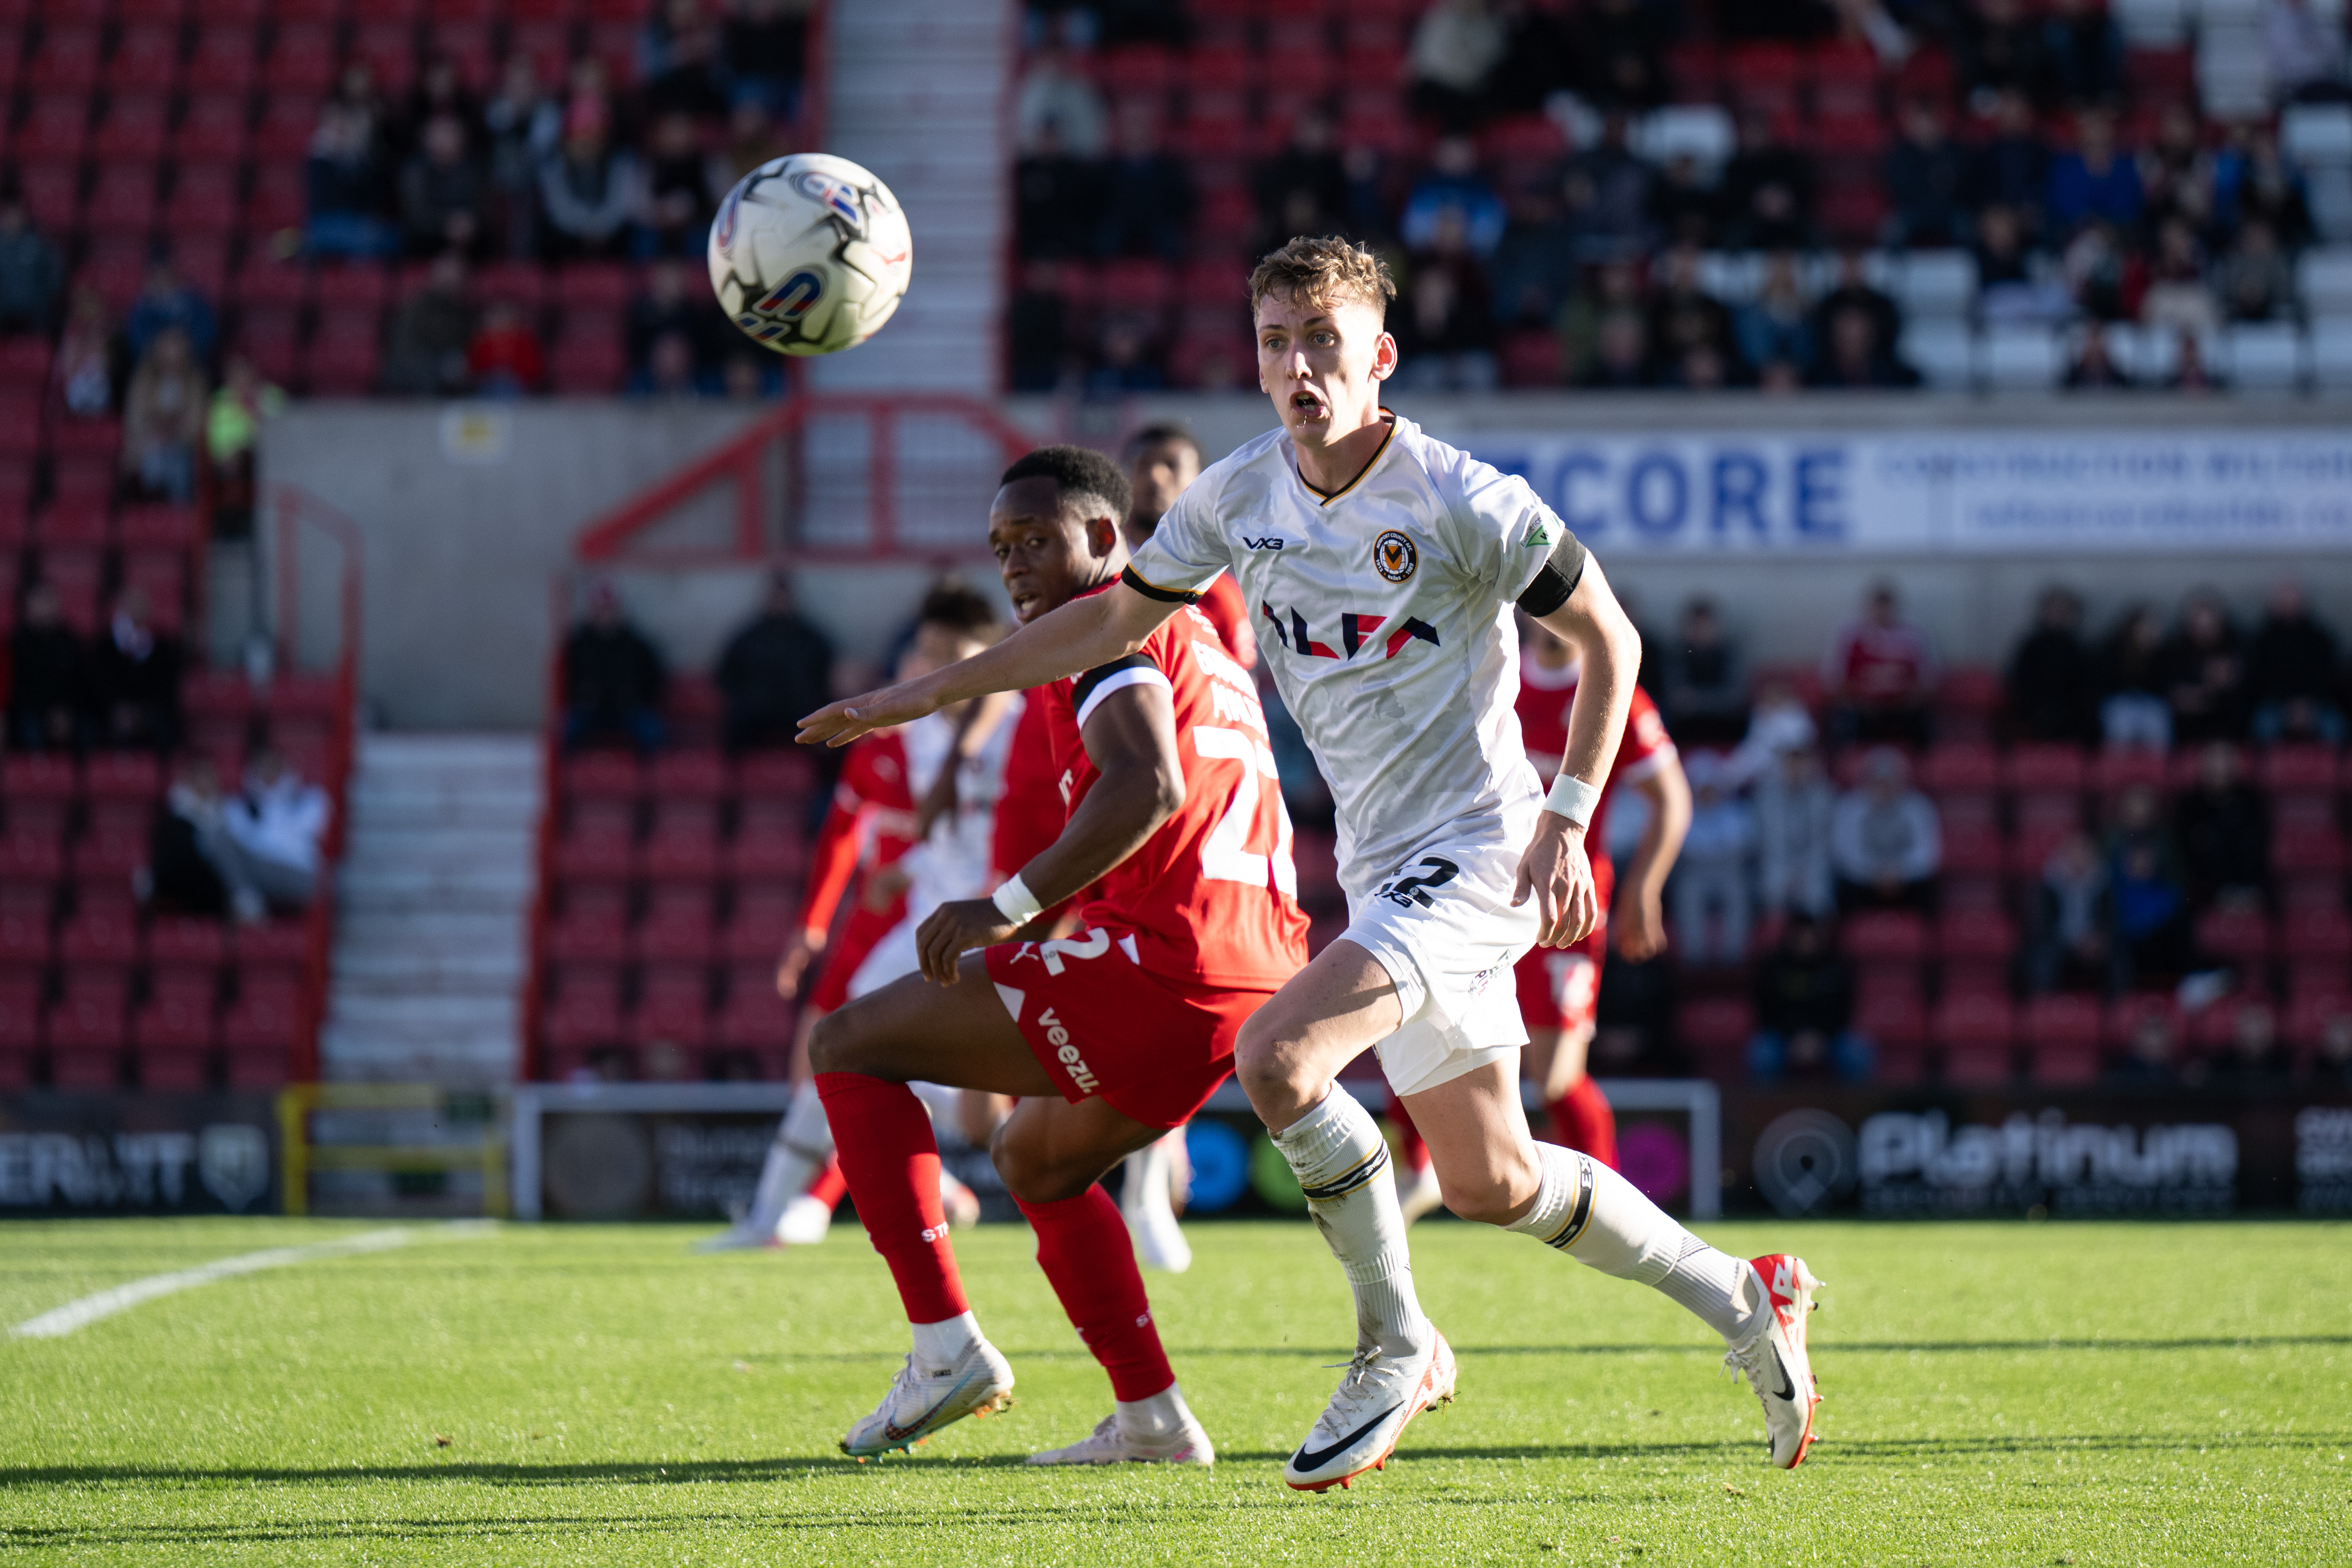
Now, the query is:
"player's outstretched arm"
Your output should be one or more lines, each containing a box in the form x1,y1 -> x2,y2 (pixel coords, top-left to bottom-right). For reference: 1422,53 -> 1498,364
914,679 -> 1186,982
1614,750 -> 1692,962
1515,554 -> 1642,948
797,583 -> 1178,749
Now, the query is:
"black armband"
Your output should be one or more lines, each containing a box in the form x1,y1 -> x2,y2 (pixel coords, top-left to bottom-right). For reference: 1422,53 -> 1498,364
1071,653 -> 1156,711
1515,532 -> 1587,617
1120,565 -> 1201,605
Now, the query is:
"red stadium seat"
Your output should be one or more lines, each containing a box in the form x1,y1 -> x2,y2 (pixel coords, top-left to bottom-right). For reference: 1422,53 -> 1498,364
563,750 -> 643,801
1674,996 -> 1753,1076
82,162 -> 161,235
134,995 -> 219,1053
178,94 -> 250,161
545,904 -> 630,964
243,160 -> 308,233
643,801 -> 721,882
108,24 -> 183,92
2194,905 -> 2274,967
27,25 -> 100,91
649,748 -> 730,800
2022,994 -> 2102,1083
263,24 -> 338,93
138,1046 -> 212,1090
254,95 -> 326,161
92,95 -> 171,160
183,24 -> 258,92
1935,797 -> 2004,878
2002,744 -> 2087,795
0,908 -> 53,966
630,969 -> 710,1048
635,886 -> 715,964
554,816 -> 635,882
713,969 -> 796,1050
1842,909 -> 1926,963
1918,742 -> 1999,794
2273,819 -> 2348,876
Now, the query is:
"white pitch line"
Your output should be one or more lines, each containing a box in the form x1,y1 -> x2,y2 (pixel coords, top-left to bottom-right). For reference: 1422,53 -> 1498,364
9,1221 -> 496,1340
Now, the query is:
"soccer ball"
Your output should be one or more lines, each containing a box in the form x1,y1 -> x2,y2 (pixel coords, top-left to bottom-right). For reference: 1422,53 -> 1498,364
708,153 -> 913,356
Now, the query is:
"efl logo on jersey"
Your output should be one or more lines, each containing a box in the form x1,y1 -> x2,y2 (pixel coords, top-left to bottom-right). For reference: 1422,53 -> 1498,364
1373,530 -> 1417,582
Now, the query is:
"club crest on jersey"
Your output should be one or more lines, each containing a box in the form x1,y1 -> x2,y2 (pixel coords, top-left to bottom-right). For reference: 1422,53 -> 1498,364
1373,530 -> 1417,582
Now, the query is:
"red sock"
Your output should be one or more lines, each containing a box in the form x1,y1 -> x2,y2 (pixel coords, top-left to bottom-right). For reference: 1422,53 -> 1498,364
1387,1092 -> 1430,1172
815,1071 -> 968,1323
1014,1186 -> 1175,1402
1546,1075 -> 1618,1169
808,1157 -> 848,1212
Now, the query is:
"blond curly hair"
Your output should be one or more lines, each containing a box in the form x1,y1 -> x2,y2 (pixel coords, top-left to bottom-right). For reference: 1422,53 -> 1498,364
1247,235 -> 1396,321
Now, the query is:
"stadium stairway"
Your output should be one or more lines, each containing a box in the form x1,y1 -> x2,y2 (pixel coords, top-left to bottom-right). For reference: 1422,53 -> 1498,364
317,735 -> 541,1086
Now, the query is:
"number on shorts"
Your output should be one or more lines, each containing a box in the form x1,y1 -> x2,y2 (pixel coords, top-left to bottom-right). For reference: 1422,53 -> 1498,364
1190,725 -> 1299,896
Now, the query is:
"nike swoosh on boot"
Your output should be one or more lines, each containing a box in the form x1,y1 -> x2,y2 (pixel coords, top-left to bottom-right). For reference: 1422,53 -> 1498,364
1291,1404 -> 1402,1472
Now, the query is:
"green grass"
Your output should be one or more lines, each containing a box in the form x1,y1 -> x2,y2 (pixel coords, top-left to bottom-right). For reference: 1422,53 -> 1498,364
2,1216 -> 2347,1565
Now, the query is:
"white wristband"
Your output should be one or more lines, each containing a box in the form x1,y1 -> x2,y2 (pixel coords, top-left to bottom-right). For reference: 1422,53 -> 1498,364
1542,773 -> 1603,829
991,873 -> 1044,927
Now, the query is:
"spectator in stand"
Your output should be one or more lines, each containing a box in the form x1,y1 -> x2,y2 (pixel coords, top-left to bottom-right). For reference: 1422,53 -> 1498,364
2246,580 -> 2345,743
0,195 -> 62,335
1487,0 -> 1579,117
219,748 -> 332,919
638,111 -> 723,260
1580,308 -> 1653,388
122,258 -> 219,370
1490,180 -> 1577,328
1006,260 -> 1072,392
625,330 -> 715,397
381,252 -> 477,397
146,756 -> 231,918
1671,754 -> 1756,967
120,328 -> 207,507
1401,136 -> 1507,261
53,285 -> 117,418
2175,742 -> 2269,910
2048,108 -> 2143,235
2166,329 -> 2225,394
1975,203 -> 2069,325
628,259 -> 722,380
1393,217 -> 1499,392
206,356 -> 283,541
719,100 -> 790,187
2264,0 -> 2348,104
2140,219 -> 2221,339
1560,112 -> 1654,263
398,113 -> 488,262
2041,0 -> 2122,106
2208,1001 -> 2287,1082
1959,0 -> 2046,111
2215,123 -> 2314,245
562,581 -> 668,753
8,582 -> 86,752
2214,220 -> 2295,323
1406,0 -> 1507,132
2025,830 -> 2109,993
2104,782 -> 2194,987
1728,676 -> 1822,788
642,11 -> 730,124
1013,121 -> 1100,263
2007,587 -> 2101,744
1645,245 -> 1737,384
2159,590 -> 2248,744
89,586 -> 182,752
1570,0 -> 1670,110
306,66 -> 397,259
1013,23 -> 1108,160
2315,1010 -> 2352,1085
1084,312 -> 1165,395
1970,89 -> 2049,236
1645,154 -> 1719,252
466,300 -> 546,396
1755,745 -> 1837,919
1831,747 -> 1942,910
1720,111 -> 1816,251
2139,103 -> 2217,236
1656,597 -> 1748,745
2099,604 -> 2172,749
1254,113 -> 1351,250
1884,99 -> 1972,248
398,53 -> 480,165
1734,252 -> 1814,384
1810,251 -> 1903,360
482,55 -> 557,261
724,0 -> 808,119
1807,301 -> 1922,388
558,56 -> 624,158
2107,1005 -> 2180,1083
1093,101 -> 1190,262
721,352 -> 780,401
1748,914 -> 1869,1082
1558,259 -> 1644,384
2064,323 -> 2133,388
1824,582 -> 1938,746
714,569 -> 834,754
539,104 -> 644,261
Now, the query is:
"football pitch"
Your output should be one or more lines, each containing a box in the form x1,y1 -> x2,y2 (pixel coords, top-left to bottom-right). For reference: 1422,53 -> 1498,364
2,1217 -> 2344,1565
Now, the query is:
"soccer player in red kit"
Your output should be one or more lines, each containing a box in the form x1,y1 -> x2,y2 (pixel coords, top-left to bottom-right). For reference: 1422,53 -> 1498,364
806,444 -> 1308,1465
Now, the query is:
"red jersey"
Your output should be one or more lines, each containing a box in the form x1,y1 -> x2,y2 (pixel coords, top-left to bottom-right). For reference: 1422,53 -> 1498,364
1198,574 -> 1257,670
796,732 -> 917,941
991,693 -> 1065,882
1514,656 -> 1677,876
1040,599 -> 1308,992
1822,617 -> 1936,705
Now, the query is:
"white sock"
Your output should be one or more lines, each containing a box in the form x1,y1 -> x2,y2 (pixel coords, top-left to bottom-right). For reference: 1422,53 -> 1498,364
1272,1086 -> 1431,1357
744,1088 -> 836,1237
1506,1142 -> 1761,1344
1114,1381 -> 1192,1440
910,1310 -> 983,1367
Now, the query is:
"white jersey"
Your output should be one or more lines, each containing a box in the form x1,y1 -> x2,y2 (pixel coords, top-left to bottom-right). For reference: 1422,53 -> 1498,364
1128,412 -> 1564,903
897,698 -> 1023,914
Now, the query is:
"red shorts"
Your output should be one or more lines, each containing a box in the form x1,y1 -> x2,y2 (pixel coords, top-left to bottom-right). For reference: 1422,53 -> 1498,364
983,929 -> 1275,1129
1514,927 -> 1603,1034
807,903 -> 904,1014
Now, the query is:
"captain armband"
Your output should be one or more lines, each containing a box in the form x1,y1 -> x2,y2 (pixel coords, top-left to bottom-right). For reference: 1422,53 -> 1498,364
1514,529 -> 1589,618
1119,565 -> 1201,606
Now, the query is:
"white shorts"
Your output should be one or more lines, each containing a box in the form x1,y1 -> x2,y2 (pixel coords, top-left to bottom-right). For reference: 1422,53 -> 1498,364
846,914 -> 921,1002
1341,830 -> 1539,1098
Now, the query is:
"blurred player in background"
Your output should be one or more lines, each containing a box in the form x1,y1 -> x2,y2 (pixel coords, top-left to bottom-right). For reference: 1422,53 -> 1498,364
1391,615 -> 1690,1222
802,445 -> 1307,1464
701,585 -> 1010,1251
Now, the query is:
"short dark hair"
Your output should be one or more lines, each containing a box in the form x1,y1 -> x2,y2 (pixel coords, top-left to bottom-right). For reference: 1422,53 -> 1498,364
1123,422 -> 1200,463
999,443 -> 1131,523
917,581 -> 1002,639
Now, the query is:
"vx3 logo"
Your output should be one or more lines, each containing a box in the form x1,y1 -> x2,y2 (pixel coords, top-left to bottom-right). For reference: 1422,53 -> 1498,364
1242,536 -> 1286,550
1260,603 -> 1441,661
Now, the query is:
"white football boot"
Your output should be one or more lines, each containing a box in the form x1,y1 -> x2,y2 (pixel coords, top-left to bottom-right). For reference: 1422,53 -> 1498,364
839,1338 -> 1016,1459
1723,1253 -> 1824,1469
1395,1158 -> 1446,1226
1121,1134 -> 1193,1273
1027,1409 -> 1215,1467
688,1220 -> 779,1253
774,1192 -> 833,1246
1282,1330 -> 1457,1492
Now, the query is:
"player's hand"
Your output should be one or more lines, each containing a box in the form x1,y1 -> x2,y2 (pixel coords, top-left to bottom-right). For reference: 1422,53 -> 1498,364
1612,884 -> 1667,962
860,864 -> 910,913
915,898 -> 1020,984
773,930 -> 823,999
1513,816 -> 1599,949
797,678 -> 943,749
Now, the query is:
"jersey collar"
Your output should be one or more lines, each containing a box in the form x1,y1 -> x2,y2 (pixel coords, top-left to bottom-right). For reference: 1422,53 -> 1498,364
1293,409 -> 1399,508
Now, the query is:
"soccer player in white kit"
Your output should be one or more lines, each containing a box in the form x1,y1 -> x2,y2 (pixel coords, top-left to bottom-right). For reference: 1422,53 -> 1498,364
800,237 -> 1824,1489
